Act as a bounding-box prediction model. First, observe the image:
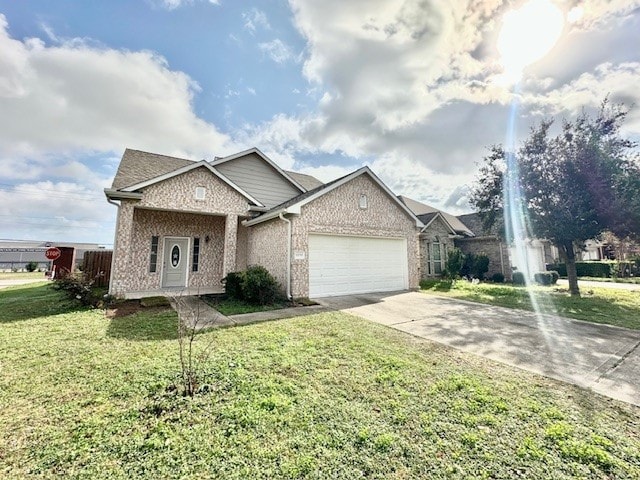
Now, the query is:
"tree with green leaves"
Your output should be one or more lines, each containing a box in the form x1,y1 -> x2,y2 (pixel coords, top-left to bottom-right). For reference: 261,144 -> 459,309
471,100 -> 640,296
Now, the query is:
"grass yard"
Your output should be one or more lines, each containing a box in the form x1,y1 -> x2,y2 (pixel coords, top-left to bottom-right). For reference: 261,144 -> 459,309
421,280 -> 640,330
0,271 -> 46,280
1,284 -> 639,479
576,276 -> 640,285
202,296 -> 290,316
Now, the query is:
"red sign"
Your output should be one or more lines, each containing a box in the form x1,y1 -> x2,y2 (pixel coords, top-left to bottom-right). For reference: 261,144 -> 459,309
45,247 -> 61,260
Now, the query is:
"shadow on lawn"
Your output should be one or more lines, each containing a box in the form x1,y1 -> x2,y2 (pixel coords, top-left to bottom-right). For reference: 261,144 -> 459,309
106,310 -> 179,341
0,283 -> 83,323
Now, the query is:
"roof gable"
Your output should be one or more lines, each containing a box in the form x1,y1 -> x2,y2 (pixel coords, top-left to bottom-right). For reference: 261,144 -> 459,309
399,196 -> 474,237
244,167 -> 424,227
116,161 -> 263,206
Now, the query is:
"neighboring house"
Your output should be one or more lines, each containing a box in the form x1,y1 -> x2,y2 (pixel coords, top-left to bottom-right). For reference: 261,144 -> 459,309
105,148 -> 424,299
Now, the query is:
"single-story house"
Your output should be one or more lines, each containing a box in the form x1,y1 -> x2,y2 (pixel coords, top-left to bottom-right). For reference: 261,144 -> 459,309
105,148 -> 424,299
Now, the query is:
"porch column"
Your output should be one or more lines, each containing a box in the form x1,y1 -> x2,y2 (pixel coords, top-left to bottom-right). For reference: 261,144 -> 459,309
223,214 -> 238,277
109,201 -> 136,295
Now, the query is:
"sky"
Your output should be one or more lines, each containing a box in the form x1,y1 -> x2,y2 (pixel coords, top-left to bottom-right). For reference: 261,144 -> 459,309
0,0 -> 639,246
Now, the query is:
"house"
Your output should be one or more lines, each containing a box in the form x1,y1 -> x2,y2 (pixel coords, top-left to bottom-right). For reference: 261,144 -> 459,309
105,148 -> 424,299
0,240 -> 107,271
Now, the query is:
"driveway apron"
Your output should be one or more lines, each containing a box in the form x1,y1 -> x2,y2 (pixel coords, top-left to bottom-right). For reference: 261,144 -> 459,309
316,291 -> 640,407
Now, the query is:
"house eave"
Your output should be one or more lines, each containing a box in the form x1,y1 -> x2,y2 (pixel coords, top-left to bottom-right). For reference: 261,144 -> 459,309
104,189 -> 143,200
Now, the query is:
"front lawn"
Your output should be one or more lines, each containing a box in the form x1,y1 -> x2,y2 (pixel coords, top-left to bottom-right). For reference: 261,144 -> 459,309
421,280 -> 640,330
202,295 -> 289,315
0,271 -> 46,280
1,283 -> 639,479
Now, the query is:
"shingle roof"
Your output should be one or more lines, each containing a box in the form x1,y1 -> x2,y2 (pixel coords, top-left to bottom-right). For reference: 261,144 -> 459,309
111,149 -> 195,190
456,212 -> 501,236
284,171 -> 324,190
398,196 -> 473,236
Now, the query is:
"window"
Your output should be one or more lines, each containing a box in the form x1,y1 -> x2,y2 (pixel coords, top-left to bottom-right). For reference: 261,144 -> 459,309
149,236 -> 159,273
195,186 -> 206,200
192,237 -> 200,272
432,239 -> 443,275
359,194 -> 368,209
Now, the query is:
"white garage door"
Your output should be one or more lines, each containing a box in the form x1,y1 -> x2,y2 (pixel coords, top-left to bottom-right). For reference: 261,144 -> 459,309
308,234 -> 408,297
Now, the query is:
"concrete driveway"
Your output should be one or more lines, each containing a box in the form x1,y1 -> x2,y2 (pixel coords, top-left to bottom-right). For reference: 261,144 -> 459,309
316,291 -> 640,407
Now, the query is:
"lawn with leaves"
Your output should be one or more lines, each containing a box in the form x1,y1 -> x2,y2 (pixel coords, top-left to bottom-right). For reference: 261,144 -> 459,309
1,283 -> 639,479
421,280 -> 640,330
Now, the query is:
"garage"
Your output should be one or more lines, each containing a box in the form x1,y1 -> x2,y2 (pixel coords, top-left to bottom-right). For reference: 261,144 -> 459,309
308,234 -> 408,297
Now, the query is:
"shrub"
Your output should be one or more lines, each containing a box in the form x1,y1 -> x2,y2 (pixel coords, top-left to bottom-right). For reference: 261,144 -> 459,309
222,271 -> 245,300
512,272 -> 526,285
444,248 -> 465,279
546,262 -> 615,278
534,272 -> 559,286
25,261 -> 39,272
491,272 -> 505,283
51,272 -> 104,307
241,265 -> 283,305
472,254 -> 490,280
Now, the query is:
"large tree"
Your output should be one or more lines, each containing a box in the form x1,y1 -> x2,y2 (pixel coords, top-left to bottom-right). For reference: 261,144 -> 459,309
470,100 -> 640,296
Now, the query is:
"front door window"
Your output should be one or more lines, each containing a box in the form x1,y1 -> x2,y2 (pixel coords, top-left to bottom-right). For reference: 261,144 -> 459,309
171,245 -> 180,267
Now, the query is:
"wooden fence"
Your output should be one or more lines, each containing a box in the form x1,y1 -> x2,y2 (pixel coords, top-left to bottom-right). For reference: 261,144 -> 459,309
82,250 -> 113,287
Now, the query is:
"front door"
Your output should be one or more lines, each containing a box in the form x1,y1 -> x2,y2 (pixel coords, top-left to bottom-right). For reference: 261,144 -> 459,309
162,237 -> 189,288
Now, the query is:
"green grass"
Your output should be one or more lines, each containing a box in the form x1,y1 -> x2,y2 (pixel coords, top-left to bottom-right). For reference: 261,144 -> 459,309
0,271 -> 46,280
1,284 -> 640,479
203,296 -> 289,315
421,280 -> 640,330
576,276 -> 640,285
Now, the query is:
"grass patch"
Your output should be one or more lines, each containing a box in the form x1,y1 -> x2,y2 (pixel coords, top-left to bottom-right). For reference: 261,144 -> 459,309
421,280 -> 640,330
203,296 -> 289,316
576,276 -> 640,285
1,284 -> 639,479
0,271 -> 46,280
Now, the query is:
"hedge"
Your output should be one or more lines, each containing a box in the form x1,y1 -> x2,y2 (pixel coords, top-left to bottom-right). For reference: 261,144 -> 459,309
546,262 -> 615,278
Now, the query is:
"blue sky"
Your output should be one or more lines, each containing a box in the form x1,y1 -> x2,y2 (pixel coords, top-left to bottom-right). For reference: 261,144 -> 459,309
0,0 -> 639,245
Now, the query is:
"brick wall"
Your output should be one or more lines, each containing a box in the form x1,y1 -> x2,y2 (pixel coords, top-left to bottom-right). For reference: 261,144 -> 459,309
455,236 -> 512,280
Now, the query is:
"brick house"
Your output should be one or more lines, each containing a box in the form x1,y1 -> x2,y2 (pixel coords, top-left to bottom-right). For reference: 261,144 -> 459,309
105,148 -> 424,299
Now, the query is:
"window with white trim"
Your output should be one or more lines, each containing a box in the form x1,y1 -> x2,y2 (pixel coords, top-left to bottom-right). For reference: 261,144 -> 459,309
195,186 -> 206,200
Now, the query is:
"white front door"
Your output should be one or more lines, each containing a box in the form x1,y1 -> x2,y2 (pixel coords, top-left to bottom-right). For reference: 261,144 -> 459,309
162,237 -> 189,288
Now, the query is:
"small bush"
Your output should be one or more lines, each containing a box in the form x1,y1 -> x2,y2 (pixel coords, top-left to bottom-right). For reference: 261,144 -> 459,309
51,272 -> 104,307
512,272 -> 526,285
223,271 -> 245,300
534,272 -> 558,286
25,261 -> 39,272
491,272 -> 505,283
472,254 -> 490,280
547,262 -> 616,278
241,265 -> 283,305
444,248 -> 465,279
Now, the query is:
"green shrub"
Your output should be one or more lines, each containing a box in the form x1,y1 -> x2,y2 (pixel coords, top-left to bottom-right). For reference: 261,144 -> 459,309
472,254 -> 490,280
222,271 -> 246,300
50,272 -> 104,307
241,265 -> 283,305
533,271 -> 558,286
547,262 -> 615,278
444,248 -> 465,279
491,272 -> 505,283
512,272 -> 526,285
25,261 -> 39,272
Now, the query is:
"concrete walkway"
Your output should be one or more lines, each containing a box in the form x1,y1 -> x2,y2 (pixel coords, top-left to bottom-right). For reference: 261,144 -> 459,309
169,296 -> 327,330
316,291 -> 640,407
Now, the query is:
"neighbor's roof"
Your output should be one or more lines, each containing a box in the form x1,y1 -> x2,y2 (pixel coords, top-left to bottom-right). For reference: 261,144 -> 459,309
284,171 -> 324,190
398,196 -> 473,236
111,149 -> 195,190
456,212 -> 501,237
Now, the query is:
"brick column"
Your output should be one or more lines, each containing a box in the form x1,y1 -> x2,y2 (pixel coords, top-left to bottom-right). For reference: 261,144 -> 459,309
223,214 -> 238,277
109,201 -> 136,296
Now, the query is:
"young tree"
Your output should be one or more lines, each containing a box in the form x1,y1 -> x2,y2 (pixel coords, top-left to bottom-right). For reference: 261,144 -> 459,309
470,100 -> 640,296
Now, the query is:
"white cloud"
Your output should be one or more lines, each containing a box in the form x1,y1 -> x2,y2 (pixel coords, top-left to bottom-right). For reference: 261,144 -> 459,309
242,8 -> 270,33
566,0 -> 640,30
0,15 -> 233,163
153,0 -> 219,10
258,39 -> 294,64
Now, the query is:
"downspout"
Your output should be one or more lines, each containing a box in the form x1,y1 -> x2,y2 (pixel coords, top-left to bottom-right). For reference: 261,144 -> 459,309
106,197 -> 120,296
499,240 -> 505,275
278,213 -> 292,300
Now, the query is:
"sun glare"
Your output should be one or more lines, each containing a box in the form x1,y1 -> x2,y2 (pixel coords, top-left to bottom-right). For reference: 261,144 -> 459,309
497,0 -> 564,83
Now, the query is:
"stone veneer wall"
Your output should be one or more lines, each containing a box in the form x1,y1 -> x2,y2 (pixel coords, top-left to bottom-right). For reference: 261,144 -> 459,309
455,236 -> 512,280
112,209 -> 225,294
246,218 -> 288,294
139,167 -> 250,216
109,167 -> 252,296
289,174 -> 420,298
235,222 -> 248,271
419,216 -> 456,279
